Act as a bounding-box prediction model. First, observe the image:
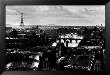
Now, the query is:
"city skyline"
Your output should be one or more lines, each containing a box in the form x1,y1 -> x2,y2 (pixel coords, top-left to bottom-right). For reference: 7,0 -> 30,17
6,5 -> 105,28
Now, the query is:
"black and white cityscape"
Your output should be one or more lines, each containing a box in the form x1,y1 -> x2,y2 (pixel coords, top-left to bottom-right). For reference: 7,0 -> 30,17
5,6 -> 105,71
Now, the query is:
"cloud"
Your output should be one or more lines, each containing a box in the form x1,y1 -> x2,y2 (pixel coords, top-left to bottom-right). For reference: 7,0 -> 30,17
6,6 -> 85,18
6,6 -> 37,16
6,5 -> 105,26
6,7 -> 18,15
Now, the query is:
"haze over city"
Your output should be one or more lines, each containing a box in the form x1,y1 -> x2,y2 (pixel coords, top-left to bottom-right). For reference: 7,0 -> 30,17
6,5 -> 105,28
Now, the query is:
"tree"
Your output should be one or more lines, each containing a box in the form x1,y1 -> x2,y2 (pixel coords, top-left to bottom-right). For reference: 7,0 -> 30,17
10,29 -> 18,38
32,31 -> 36,36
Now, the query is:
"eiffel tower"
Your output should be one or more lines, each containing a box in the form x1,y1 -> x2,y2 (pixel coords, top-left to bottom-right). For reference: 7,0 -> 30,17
19,12 -> 24,27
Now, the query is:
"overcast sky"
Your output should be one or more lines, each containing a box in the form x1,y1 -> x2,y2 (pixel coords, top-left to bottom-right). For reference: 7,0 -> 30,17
6,5 -> 105,27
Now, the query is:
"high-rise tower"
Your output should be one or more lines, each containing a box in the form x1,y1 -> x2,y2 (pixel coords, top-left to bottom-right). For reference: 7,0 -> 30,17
19,12 -> 24,27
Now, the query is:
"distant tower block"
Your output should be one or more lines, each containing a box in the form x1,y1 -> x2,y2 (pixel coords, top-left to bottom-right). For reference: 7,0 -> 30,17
20,13 -> 24,27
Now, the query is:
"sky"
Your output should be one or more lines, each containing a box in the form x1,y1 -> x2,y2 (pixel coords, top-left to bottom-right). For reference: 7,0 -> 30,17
6,5 -> 105,27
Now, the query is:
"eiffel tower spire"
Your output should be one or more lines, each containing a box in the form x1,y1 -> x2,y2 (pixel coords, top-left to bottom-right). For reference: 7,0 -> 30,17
20,12 -> 24,27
